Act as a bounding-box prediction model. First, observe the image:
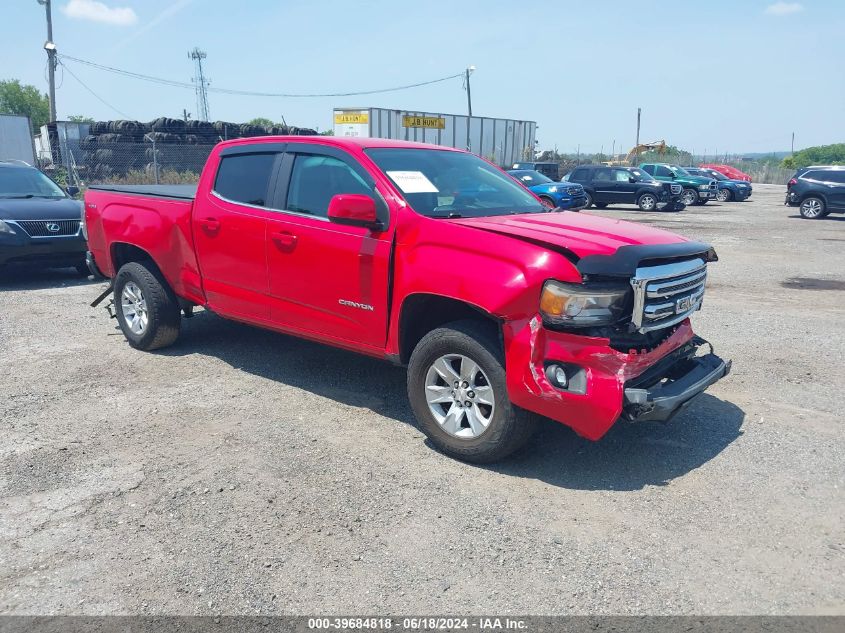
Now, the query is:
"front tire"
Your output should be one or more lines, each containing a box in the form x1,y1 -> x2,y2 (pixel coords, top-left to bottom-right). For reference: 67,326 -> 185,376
680,188 -> 698,206
539,195 -> 556,209
583,192 -> 593,209
800,196 -> 826,219
407,320 -> 538,463
637,193 -> 658,211
114,261 -> 181,351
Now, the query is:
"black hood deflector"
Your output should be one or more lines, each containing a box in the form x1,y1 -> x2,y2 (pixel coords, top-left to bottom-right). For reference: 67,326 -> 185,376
577,241 -> 718,277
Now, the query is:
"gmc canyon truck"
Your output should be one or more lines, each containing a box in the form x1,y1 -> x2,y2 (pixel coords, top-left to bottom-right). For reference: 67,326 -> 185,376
84,137 -> 730,463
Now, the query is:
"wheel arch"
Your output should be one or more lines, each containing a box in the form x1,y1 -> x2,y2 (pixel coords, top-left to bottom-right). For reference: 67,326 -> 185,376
398,293 -> 502,365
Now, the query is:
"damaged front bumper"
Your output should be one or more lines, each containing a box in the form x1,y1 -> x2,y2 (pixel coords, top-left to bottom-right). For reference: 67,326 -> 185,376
622,337 -> 731,423
504,317 -> 731,440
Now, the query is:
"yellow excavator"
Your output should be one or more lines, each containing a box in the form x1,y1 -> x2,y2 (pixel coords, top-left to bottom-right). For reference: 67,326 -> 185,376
603,140 -> 667,166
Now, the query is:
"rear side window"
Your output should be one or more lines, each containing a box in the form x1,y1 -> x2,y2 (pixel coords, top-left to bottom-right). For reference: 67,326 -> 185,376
655,165 -> 673,178
570,168 -> 589,183
214,153 -> 277,206
803,171 -> 827,181
641,165 -> 655,175
828,171 -> 845,184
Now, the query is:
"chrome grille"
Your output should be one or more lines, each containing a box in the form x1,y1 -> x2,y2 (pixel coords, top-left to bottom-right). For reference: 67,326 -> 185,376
709,179 -> 717,191
565,185 -> 583,195
630,258 -> 707,332
670,184 -> 682,195
15,220 -> 81,237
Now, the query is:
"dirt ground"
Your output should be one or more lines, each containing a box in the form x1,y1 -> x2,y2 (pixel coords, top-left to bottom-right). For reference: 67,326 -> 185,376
1,184 -> 843,615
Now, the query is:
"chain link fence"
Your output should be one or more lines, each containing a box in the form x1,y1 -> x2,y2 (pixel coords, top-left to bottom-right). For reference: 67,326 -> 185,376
81,140 -> 214,185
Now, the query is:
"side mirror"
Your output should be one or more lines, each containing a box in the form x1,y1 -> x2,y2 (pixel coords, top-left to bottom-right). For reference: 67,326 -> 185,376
628,176 -> 637,183
66,185 -> 80,197
327,194 -> 382,230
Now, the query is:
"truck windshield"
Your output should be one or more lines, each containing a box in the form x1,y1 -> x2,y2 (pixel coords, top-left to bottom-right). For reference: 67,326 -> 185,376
366,148 -> 545,218
0,168 -> 67,199
671,166 -> 692,177
630,169 -> 655,182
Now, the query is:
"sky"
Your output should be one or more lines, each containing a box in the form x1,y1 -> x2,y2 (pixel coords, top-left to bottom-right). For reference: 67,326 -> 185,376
3,0 -> 843,154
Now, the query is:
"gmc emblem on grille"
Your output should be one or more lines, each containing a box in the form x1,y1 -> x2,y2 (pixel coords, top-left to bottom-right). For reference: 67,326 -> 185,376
46,223 -> 61,233
676,296 -> 693,313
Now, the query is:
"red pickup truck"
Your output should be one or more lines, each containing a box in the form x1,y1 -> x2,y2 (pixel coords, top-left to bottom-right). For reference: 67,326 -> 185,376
84,136 -> 730,462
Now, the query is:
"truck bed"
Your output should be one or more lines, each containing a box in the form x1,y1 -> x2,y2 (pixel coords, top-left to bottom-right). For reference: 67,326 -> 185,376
87,184 -> 197,200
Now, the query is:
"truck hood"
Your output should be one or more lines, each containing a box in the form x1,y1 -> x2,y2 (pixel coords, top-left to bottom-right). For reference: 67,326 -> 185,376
448,212 -> 687,259
0,197 -> 82,221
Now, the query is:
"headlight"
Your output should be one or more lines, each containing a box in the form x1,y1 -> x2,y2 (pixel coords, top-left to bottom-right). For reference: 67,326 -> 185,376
698,184 -> 710,190
547,186 -> 559,193
0,220 -> 14,235
80,211 -> 88,240
539,280 -> 630,327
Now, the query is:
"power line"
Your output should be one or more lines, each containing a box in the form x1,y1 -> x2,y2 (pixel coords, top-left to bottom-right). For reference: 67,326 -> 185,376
58,53 -> 466,98
58,60 -> 129,118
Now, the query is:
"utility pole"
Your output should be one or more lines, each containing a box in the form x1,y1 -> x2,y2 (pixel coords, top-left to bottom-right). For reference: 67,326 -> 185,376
37,0 -> 57,122
464,65 -> 475,117
634,107 -> 641,164
612,139 -> 616,162
189,48 -> 210,121
791,132 -> 795,158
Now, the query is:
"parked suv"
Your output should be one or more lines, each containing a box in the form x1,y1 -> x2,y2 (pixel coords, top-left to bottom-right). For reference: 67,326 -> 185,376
640,163 -> 717,206
508,169 -> 587,210
564,165 -> 686,211
511,161 -> 560,181
686,167 -> 752,202
785,166 -> 845,219
0,160 -> 86,273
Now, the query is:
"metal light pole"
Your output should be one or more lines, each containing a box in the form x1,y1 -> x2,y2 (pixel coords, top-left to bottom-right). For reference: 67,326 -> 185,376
37,0 -> 58,122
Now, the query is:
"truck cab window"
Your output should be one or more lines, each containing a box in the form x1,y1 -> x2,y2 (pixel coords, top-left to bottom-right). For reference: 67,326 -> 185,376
286,155 -> 371,217
214,153 -> 277,206
655,165 -> 673,178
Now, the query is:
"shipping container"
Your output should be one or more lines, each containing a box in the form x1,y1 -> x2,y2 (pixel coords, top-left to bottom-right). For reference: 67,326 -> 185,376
333,107 -> 536,168
0,114 -> 36,165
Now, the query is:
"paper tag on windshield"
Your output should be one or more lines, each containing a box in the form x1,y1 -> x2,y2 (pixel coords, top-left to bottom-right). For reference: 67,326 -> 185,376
387,171 -> 439,193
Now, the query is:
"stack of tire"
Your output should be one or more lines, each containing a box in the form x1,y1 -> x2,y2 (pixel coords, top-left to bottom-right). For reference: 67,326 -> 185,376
82,118 -> 318,182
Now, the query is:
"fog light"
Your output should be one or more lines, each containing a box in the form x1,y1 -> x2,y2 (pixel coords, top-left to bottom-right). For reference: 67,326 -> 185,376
546,364 -> 568,388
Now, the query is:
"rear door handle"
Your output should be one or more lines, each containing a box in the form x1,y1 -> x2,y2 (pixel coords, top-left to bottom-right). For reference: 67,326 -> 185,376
271,231 -> 297,248
200,218 -> 220,231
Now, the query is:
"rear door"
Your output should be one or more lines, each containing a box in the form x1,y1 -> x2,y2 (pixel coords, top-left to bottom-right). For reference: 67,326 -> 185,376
822,170 -> 845,210
264,144 -> 394,350
192,144 -> 285,321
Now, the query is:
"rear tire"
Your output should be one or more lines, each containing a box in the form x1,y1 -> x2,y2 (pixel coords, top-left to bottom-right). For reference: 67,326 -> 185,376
799,196 -> 827,219
114,261 -> 181,351
407,320 -> 538,463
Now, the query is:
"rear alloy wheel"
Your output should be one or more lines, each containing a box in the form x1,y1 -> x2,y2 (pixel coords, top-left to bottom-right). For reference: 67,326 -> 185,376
680,188 -> 698,206
716,188 -> 732,202
114,261 -> 181,350
637,193 -> 657,211
800,197 -> 826,219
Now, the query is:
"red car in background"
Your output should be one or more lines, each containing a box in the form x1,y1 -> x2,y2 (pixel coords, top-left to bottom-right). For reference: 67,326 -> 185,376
700,163 -> 752,182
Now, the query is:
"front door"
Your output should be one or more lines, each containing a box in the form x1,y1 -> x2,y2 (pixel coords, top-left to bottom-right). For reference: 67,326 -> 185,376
264,147 -> 394,350
612,168 -> 638,204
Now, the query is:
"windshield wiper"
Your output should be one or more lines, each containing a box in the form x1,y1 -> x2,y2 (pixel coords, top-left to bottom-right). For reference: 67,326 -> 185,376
429,212 -> 463,219
0,194 -> 35,199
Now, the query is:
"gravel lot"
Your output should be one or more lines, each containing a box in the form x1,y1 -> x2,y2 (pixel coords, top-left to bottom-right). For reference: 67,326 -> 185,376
1,184 -> 843,615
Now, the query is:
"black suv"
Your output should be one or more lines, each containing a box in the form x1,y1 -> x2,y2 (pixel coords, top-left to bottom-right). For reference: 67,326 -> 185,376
511,161 -> 560,180
563,165 -> 686,211
0,160 -> 87,273
785,166 -> 845,219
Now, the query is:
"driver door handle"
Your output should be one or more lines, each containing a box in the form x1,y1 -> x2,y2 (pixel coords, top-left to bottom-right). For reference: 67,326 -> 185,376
271,231 -> 298,248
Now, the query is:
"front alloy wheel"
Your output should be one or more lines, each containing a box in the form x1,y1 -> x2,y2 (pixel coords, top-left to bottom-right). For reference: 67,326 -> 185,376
425,354 -> 495,438
716,188 -> 731,202
680,188 -> 698,206
638,193 -> 657,211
